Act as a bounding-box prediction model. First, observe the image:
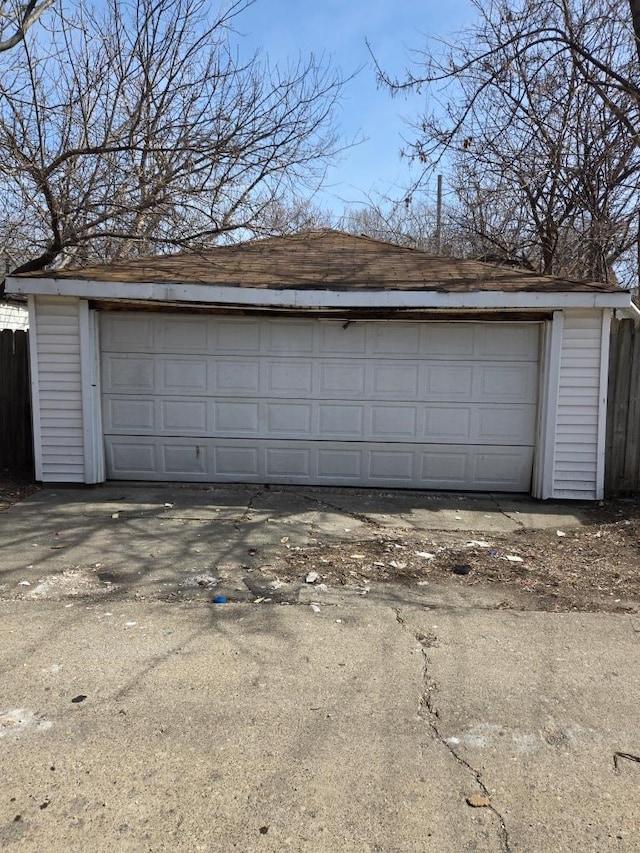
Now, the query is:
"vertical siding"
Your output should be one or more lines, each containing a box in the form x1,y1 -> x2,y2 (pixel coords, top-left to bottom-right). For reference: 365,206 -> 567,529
553,310 -> 603,498
34,296 -> 84,481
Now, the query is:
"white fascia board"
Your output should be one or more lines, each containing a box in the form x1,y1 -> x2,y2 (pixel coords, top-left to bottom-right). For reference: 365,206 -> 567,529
7,275 -> 631,310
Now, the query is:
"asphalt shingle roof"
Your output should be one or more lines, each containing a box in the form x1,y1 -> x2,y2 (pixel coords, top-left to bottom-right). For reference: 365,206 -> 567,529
20,230 -> 622,293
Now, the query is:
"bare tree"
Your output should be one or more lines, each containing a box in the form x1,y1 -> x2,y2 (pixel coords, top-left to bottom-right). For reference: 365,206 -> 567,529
255,196 -> 334,235
0,0 -> 343,275
376,0 -> 640,282
0,0 -> 53,52
340,196 -> 446,251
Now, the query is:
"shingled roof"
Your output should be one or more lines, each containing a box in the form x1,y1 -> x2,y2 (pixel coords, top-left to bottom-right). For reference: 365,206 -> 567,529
20,229 -> 622,293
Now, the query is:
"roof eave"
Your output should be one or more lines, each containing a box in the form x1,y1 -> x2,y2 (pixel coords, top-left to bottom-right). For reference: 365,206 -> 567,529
6,276 -> 630,310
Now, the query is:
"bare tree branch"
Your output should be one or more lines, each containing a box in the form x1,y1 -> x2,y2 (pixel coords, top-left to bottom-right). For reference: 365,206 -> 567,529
374,0 -> 640,283
0,0 -> 54,52
0,0 -> 345,275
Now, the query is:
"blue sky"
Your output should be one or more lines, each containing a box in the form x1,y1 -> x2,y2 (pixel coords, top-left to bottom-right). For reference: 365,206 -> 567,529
233,0 -> 478,214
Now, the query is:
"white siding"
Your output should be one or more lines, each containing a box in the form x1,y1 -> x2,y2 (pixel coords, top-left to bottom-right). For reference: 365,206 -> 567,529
0,301 -> 28,330
32,296 -> 84,481
553,310 -> 603,498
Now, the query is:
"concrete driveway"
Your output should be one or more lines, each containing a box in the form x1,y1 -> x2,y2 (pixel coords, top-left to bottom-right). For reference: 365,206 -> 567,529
1,485 -> 638,852
0,483 -> 587,598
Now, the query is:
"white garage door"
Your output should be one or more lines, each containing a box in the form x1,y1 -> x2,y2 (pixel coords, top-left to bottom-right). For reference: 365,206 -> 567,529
100,314 -> 540,491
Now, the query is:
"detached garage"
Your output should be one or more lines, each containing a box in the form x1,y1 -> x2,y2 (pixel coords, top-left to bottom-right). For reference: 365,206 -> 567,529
7,230 -> 633,499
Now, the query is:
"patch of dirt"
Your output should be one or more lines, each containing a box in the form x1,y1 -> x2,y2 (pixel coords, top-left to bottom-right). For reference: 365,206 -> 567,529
270,500 -> 640,613
0,473 -> 39,512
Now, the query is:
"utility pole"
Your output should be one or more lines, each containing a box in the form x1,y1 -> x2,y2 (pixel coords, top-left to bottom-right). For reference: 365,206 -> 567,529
435,174 -> 443,254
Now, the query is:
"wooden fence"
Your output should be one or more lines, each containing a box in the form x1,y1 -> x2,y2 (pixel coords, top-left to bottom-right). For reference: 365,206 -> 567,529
606,317 -> 640,495
0,329 -> 33,473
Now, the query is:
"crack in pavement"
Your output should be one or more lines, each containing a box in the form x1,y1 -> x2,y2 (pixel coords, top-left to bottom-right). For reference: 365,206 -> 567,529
490,495 -> 525,531
231,488 -> 384,536
298,493 -> 382,529
234,487 -> 267,528
394,607 -> 513,853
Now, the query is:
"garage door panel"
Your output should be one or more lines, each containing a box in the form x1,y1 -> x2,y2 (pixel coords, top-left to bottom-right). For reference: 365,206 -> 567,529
214,401 -> 260,433
476,323 -> 539,359
268,321 -> 315,353
370,324 -> 421,355
371,405 -> 418,439
318,404 -> 364,437
160,358 -> 207,392
102,315 -> 154,350
473,449 -> 534,488
266,447 -> 312,476
421,450 -> 468,486
319,363 -> 366,397
318,448 -> 362,479
101,315 -> 540,491
422,325 -> 475,357
267,362 -> 313,394
103,396 -> 538,446
163,443 -> 207,474
425,364 -> 474,398
478,364 -> 538,401
477,407 -> 536,443
371,364 -> 419,397
215,445 -> 259,476
266,402 -> 312,434
104,435 -> 535,490
214,360 -> 261,393
425,407 -> 472,440
161,400 -> 207,432
103,354 -> 155,393
320,323 -> 367,354
369,449 -> 415,480
106,398 -> 155,431
109,441 -> 156,474
216,320 -> 262,352
160,318 -> 209,351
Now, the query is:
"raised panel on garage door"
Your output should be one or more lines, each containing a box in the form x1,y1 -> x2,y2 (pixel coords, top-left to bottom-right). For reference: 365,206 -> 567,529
100,314 -> 540,491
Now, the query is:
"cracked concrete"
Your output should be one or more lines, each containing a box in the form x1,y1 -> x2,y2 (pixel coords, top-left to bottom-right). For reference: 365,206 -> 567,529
395,607 -> 512,853
234,485 -> 267,527
1,597 -> 504,852
489,494 -> 526,532
2,589 -> 637,852
297,491 -> 383,529
0,485 -> 637,851
0,483 -> 588,583
398,603 -> 640,852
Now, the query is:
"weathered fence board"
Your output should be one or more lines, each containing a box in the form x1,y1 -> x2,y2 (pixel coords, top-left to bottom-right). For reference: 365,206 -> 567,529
0,329 -> 33,473
606,318 -> 640,495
